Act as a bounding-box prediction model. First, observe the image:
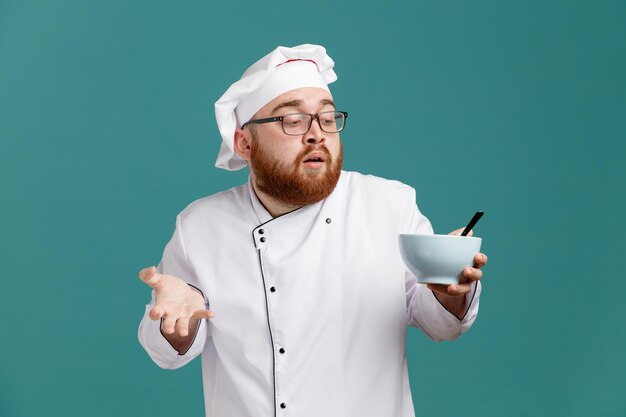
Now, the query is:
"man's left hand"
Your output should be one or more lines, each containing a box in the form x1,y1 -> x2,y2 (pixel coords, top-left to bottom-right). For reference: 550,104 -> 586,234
426,228 -> 488,297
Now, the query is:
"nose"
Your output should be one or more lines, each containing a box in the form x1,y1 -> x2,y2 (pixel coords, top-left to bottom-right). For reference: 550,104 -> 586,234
305,118 -> 325,145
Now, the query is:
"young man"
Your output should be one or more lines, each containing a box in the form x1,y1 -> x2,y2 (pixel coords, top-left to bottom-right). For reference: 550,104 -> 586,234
138,44 -> 488,417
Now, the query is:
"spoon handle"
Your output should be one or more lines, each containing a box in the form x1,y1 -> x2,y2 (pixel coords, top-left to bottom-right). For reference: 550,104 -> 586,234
461,211 -> 484,236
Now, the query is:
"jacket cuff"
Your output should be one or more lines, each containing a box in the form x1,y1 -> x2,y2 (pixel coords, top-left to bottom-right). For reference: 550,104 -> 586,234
431,280 -> 482,336
410,280 -> 482,341
138,303 -> 208,369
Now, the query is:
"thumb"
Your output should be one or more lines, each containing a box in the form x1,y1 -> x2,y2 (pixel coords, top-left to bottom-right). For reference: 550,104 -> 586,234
138,266 -> 162,289
192,309 -> 215,321
449,227 -> 473,237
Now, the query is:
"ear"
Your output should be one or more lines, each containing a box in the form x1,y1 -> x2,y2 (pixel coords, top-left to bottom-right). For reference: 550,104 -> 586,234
233,128 -> 252,161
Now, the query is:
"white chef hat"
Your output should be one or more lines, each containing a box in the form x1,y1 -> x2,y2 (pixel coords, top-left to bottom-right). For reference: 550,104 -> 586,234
214,44 -> 337,171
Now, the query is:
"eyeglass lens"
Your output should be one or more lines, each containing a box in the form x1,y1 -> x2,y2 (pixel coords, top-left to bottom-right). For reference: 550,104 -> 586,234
282,111 -> 345,135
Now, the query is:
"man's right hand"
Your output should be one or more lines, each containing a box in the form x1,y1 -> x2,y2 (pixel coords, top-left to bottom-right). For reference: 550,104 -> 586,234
138,266 -> 214,339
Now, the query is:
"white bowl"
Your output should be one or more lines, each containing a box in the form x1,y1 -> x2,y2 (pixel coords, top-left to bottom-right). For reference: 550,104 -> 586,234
399,234 -> 482,285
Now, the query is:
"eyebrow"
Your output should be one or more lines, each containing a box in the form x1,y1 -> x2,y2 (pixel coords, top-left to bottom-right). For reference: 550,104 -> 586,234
271,98 -> 336,114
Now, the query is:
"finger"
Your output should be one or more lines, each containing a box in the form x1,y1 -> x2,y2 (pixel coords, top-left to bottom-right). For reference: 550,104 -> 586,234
161,314 -> 177,335
473,253 -> 488,268
149,306 -> 163,320
191,309 -> 215,320
138,266 -> 155,281
447,283 -> 472,295
176,317 -> 191,337
138,266 -> 162,290
448,228 -> 473,237
461,267 -> 483,283
427,283 -> 468,296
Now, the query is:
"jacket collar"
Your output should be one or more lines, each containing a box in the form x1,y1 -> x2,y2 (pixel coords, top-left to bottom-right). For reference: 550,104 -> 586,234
247,178 -> 273,224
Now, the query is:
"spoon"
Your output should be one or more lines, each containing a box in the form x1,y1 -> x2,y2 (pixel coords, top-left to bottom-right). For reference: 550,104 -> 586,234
460,211 -> 484,236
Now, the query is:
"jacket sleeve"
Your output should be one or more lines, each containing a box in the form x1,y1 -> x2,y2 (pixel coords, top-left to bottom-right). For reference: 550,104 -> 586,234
138,214 -> 210,369
403,188 -> 482,341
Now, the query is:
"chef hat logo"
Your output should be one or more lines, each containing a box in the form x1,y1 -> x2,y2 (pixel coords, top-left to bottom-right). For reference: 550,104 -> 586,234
214,44 -> 337,171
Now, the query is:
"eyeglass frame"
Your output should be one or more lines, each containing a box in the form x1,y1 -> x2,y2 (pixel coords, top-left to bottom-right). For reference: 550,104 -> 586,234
241,110 -> 348,136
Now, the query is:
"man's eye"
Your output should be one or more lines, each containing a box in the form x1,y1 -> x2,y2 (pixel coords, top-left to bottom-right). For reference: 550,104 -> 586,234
284,118 -> 304,126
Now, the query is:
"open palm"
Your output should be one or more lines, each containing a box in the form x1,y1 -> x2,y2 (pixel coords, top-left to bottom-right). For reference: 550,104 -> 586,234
138,266 -> 213,336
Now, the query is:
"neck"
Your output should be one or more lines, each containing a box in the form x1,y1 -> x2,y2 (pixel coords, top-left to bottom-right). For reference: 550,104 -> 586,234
250,175 -> 302,218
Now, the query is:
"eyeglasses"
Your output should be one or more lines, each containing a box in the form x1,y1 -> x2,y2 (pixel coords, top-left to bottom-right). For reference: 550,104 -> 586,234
242,111 -> 348,136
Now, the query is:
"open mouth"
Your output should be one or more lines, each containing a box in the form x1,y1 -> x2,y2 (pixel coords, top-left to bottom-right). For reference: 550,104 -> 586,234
303,152 -> 327,164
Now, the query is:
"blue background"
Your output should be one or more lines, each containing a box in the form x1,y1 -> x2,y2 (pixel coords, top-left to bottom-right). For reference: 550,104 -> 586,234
1,1 -> 625,416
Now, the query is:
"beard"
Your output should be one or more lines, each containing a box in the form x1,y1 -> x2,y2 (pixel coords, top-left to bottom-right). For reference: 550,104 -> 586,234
250,137 -> 343,207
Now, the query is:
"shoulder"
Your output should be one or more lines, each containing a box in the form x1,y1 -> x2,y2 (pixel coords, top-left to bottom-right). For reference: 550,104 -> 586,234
340,170 -> 416,202
177,183 -> 250,225
337,171 -> 426,233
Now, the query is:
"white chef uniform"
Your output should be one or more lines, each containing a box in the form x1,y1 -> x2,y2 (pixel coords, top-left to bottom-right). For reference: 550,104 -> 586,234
138,170 -> 481,417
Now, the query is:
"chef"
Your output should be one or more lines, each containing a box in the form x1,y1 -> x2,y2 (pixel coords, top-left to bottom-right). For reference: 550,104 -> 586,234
138,44 -> 488,417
